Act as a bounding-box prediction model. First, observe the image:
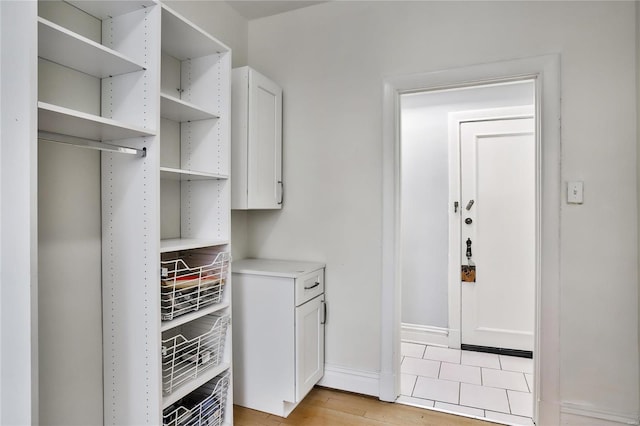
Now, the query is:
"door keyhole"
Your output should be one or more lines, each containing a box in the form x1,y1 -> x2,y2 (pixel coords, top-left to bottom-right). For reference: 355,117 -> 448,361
465,218 -> 473,225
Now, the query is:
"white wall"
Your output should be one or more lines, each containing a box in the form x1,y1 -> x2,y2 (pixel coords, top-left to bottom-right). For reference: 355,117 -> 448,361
247,1 -> 639,421
400,82 -> 534,328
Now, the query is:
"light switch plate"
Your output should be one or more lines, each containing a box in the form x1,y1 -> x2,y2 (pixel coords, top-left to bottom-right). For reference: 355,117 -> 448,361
567,181 -> 583,204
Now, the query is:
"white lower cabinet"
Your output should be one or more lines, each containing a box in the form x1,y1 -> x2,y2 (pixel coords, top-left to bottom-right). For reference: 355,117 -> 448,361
232,259 -> 326,417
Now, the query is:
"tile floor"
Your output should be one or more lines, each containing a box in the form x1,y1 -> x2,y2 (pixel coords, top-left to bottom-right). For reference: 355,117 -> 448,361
398,342 -> 534,426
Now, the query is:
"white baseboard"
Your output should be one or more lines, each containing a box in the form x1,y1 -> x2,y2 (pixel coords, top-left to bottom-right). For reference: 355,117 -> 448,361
560,402 -> 639,425
317,364 -> 379,398
401,323 -> 449,347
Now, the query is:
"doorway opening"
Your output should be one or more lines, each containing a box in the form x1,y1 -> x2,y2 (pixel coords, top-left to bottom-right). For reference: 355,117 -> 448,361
397,81 -> 536,425
379,55 -> 561,426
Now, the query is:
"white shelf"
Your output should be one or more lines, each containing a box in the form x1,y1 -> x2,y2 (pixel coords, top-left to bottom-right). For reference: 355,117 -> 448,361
38,102 -> 155,142
161,302 -> 230,333
66,0 -> 156,20
38,17 -> 145,78
161,238 -> 230,253
161,4 -> 229,60
160,167 -> 228,181
160,93 -> 219,122
162,362 -> 231,409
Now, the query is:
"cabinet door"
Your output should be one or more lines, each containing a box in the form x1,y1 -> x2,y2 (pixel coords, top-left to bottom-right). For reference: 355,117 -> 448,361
248,69 -> 283,209
295,295 -> 325,402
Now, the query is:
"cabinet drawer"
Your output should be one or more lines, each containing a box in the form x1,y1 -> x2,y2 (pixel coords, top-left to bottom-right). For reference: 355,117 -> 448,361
295,269 -> 324,306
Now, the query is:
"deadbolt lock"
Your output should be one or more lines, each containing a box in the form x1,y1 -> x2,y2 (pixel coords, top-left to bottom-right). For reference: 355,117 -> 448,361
465,218 -> 473,225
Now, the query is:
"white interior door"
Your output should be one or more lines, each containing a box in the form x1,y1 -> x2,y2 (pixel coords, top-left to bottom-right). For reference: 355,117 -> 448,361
460,117 -> 535,351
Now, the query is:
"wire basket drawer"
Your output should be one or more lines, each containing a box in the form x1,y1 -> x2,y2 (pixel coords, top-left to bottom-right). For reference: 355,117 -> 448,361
161,251 -> 230,321
162,314 -> 230,395
163,372 -> 230,426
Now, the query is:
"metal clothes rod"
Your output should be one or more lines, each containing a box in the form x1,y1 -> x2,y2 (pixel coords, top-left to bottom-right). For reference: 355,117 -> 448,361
38,131 -> 147,157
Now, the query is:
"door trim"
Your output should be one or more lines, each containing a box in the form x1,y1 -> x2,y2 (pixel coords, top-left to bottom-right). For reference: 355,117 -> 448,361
380,54 -> 561,426
447,105 -> 535,350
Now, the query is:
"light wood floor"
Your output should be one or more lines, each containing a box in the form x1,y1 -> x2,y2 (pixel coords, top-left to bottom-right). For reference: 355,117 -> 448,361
233,387 -> 495,426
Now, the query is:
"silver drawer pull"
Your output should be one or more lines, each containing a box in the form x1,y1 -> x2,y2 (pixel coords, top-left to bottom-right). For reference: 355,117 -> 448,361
304,281 -> 320,290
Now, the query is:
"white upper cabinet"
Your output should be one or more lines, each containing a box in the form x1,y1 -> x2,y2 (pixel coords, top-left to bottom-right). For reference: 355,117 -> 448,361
231,66 -> 283,210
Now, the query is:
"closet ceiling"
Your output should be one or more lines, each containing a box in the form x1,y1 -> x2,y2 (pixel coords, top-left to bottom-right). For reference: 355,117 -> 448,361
226,1 -> 326,20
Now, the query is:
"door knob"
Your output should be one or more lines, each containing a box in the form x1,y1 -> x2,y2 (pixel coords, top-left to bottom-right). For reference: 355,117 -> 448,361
465,218 -> 473,225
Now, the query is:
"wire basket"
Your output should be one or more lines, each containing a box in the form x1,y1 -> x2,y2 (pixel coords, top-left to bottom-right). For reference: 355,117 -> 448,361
163,372 -> 230,426
162,314 -> 230,395
161,251 -> 230,321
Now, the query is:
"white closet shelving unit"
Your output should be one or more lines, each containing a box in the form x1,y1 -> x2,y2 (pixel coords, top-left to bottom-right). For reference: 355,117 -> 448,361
158,3 -> 233,426
37,4 -> 157,143
159,3 -> 231,257
36,2 -> 162,425
32,1 -> 233,424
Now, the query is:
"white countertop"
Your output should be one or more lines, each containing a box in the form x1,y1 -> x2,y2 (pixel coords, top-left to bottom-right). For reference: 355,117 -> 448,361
232,258 -> 325,278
